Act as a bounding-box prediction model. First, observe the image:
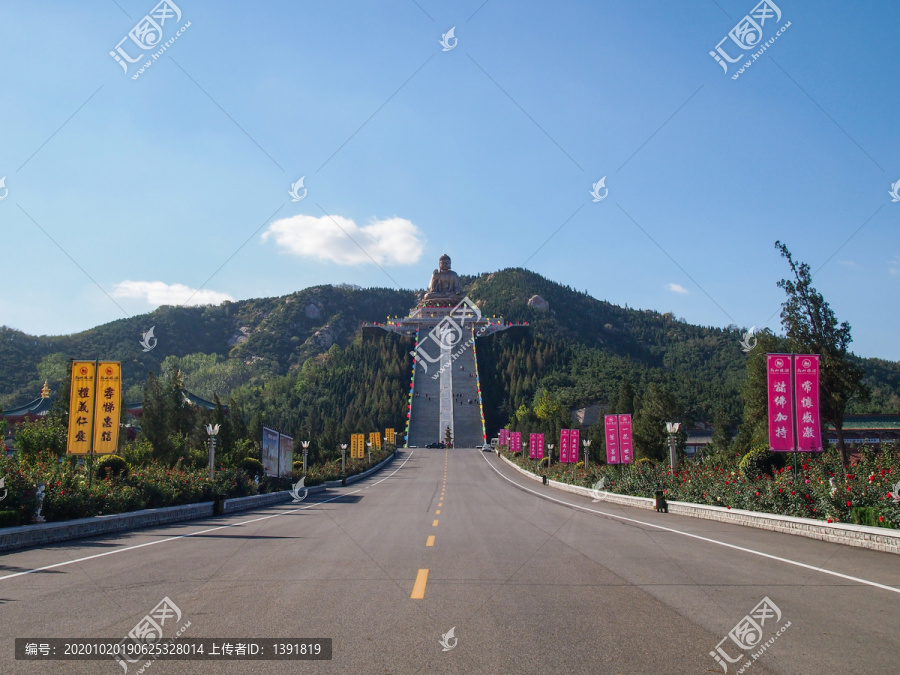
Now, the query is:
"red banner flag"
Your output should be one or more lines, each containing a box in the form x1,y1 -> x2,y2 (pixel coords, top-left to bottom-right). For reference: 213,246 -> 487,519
559,429 -> 571,463
605,415 -> 620,464
529,433 -> 544,459
569,429 -> 581,463
794,355 -> 823,452
767,354 -> 795,452
510,431 -> 522,454
618,415 -> 633,464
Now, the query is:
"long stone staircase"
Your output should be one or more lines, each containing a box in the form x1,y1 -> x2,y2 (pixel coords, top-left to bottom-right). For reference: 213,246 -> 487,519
451,330 -> 485,447
407,333 -> 443,448
406,326 -> 485,448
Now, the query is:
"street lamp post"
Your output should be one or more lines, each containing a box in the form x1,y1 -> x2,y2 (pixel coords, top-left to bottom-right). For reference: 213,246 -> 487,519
301,440 -> 310,473
665,422 -> 681,471
547,444 -> 554,468
204,424 -> 220,481
340,443 -> 347,474
583,439 -> 592,468
366,441 -> 372,465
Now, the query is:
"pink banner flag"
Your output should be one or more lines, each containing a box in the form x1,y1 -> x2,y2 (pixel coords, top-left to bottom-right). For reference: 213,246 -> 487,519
569,429 -> 581,463
510,431 -> 522,454
559,429 -> 571,463
767,354 -> 795,452
499,428 -> 509,446
605,415 -> 619,464
618,415 -> 633,464
529,433 -> 544,459
794,354 -> 823,452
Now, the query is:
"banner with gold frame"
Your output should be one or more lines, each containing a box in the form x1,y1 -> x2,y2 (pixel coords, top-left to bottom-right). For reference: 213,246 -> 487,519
66,361 -> 97,455
93,361 -> 122,454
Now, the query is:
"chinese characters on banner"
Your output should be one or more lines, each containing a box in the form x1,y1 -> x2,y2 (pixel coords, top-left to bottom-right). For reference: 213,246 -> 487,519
557,429 -> 581,463
604,415 -> 633,464
369,432 -> 381,450
604,415 -> 619,464
559,429 -> 571,462
351,433 -> 365,459
509,431 -> 522,453
499,429 -> 510,446
93,362 -> 122,454
569,429 -> 580,463
794,355 -> 823,451
529,433 -> 544,460
767,354 -> 822,452
66,362 -> 97,455
385,428 -> 395,445
618,415 -> 633,463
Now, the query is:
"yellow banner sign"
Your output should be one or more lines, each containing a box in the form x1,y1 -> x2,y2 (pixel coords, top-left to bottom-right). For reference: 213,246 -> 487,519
93,361 -> 121,454
66,361 -> 96,455
369,432 -> 381,450
351,433 -> 365,459
385,428 -> 395,444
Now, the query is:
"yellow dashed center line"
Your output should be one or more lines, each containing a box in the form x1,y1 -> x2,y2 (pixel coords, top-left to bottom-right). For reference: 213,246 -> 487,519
411,569 -> 429,599
432,519 -> 439,527
436,509 -> 441,515
426,535 -> 435,547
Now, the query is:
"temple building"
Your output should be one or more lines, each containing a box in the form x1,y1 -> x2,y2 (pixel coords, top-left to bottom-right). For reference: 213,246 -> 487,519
362,254 -> 526,448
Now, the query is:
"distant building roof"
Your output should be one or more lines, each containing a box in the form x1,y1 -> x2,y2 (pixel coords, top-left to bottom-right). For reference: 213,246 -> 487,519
826,415 -> 900,431
1,381 -> 54,422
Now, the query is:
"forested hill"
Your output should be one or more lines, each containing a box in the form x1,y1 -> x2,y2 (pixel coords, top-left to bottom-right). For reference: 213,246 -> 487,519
0,284 -> 416,407
1,268 -> 898,426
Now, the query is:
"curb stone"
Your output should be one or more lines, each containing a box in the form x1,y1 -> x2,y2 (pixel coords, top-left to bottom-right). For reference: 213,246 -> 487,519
0,452 -> 398,554
498,453 -> 900,555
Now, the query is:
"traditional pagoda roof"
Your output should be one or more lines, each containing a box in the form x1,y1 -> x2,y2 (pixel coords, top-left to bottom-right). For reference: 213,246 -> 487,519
825,415 -> 900,431
1,381 -> 54,422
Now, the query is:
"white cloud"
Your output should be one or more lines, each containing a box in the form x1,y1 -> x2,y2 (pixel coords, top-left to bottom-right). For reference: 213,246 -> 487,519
889,257 -> 900,275
112,280 -> 234,306
666,283 -> 689,294
261,214 -> 425,265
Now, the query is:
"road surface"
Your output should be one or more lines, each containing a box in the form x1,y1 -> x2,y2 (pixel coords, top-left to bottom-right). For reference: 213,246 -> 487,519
2,448 -> 898,674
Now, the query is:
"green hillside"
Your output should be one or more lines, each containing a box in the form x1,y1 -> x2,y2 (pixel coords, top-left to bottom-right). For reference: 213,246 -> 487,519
2,269 -> 898,451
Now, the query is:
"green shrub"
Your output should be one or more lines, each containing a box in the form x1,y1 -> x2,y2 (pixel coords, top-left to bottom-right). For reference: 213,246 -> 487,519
96,455 -> 130,480
121,439 -> 154,466
293,461 -> 304,473
238,458 -> 265,480
739,445 -> 784,479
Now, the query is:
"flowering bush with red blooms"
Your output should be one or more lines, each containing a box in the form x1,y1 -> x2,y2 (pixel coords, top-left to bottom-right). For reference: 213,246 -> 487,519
0,444 -> 396,525
504,445 -> 900,529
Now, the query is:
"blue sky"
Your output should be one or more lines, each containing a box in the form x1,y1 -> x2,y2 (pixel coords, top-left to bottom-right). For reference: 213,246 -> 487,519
1,0 -> 898,360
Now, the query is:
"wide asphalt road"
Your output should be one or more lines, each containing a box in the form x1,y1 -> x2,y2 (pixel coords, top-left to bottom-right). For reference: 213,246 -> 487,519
2,447 -> 899,674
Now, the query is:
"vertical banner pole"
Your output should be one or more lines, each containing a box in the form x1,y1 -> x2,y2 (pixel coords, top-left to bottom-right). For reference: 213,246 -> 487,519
88,359 -> 99,490
791,353 -> 799,475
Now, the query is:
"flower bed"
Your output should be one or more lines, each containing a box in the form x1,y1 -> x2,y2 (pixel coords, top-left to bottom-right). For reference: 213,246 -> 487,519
0,446 -> 393,525
502,445 -> 900,529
